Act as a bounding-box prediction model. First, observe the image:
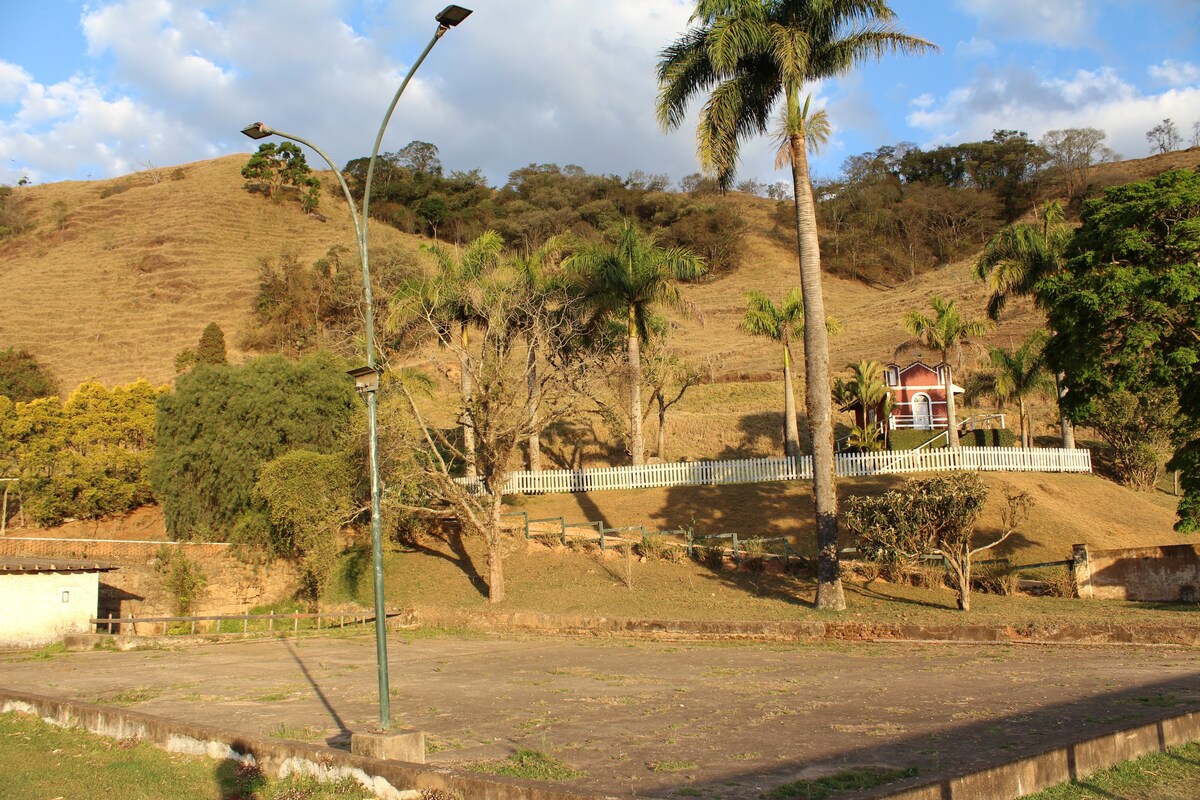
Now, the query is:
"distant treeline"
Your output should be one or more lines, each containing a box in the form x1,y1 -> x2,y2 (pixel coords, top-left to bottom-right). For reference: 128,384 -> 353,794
802,128 -> 1124,285
341,141 -> 747,277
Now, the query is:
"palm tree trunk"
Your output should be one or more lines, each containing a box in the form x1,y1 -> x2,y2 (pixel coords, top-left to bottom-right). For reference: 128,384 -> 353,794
459,324 -> 477,480
782,345 -> 800,460
1019,398 -> 1028,448
943,355 -> 961,448
656,394 -> 667,460
627,309 -> 645,467
526,343 -> 542,472
790,131 -> 844,611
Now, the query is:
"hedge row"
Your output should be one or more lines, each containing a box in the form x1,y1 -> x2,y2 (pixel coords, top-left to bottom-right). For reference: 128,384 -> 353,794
887,428 -> 1018,451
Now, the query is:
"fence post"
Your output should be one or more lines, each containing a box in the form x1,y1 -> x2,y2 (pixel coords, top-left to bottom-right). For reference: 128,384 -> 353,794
1072,544 -> 1092,599
686,528 -> 694,559
732,532 -> 740,565
599,522 -> 606,552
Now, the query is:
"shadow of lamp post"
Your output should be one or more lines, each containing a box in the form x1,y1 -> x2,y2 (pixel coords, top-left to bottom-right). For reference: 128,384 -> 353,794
240,4 -> 473,730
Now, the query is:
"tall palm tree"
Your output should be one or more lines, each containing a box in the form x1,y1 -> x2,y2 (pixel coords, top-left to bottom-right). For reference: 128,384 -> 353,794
657,0 -> 936,610
742,287 -> 841,459
900,296 -> 990,448
565,222 -> 705,466
975,201 -> 1076,448
512,236 -> 570,472
968,332 -> 1055,448
391,230 -> 504,478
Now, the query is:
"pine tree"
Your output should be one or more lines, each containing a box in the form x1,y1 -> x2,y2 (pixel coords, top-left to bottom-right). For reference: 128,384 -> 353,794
196,323 -> 228,366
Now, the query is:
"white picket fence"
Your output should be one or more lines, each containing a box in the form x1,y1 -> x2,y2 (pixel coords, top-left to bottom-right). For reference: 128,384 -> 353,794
456,446 -> 1092,496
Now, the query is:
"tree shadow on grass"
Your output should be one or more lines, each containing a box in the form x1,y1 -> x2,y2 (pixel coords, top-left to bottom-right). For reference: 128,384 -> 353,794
849,580 -> 955,611
394,523 -> 488,599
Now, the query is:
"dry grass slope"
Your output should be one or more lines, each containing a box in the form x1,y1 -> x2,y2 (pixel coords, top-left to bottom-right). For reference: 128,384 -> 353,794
0,155 -> 417,389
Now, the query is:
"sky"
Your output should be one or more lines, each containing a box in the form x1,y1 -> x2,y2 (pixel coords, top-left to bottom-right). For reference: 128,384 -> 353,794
1,1 -> 1198,189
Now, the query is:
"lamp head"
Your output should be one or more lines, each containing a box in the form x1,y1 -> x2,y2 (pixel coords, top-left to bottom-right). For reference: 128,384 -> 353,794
435,5 -> 472,28
240,122 -> 273,140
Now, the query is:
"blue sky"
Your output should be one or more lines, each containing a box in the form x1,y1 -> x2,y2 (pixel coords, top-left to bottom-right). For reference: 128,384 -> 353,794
2,1 -> 1198,189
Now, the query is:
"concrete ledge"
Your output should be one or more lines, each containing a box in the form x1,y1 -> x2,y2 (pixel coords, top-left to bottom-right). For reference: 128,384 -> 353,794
0,688 -> 617,800
874,709 -> 1200,799
412,606 -> 1200,646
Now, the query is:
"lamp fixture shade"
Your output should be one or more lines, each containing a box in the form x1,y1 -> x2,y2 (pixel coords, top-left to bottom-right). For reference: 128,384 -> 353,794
240,122 -> 273,140
435,5 -> 472,26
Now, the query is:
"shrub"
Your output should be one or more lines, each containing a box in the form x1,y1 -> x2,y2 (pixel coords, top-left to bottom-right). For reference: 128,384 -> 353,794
909,561 -> 946,589
155,547 -> 207,616
888,427 -> 1017,450
888,429 -> 944,451
973,562 -> 1019,595
1042,567 -> 1076,598
739,538 -> 768,572
636,535 -> 684,563
697,543 -> 726,569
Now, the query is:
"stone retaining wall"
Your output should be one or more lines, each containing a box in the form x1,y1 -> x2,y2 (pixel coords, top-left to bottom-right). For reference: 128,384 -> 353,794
0,538 -> 297,617
1073,543 -> 1200,602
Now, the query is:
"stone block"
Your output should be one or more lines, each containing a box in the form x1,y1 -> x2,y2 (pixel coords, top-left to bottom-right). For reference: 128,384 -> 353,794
350,729 -> 425,764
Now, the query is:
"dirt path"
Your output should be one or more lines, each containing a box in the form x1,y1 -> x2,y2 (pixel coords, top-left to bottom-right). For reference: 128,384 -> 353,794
3,633 -> 1198,798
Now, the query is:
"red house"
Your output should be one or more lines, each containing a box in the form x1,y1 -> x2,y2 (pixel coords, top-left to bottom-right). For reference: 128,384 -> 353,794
845,360 -> 964,432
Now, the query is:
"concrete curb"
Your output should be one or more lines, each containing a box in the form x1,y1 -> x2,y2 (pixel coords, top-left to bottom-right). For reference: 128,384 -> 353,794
872,709 -> 1200,799
411,606 -> 1200,646
0,688 -> 617,800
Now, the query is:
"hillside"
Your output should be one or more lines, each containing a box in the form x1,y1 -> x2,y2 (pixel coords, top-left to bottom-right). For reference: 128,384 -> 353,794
3,152 -> 1193,564
0,155 -> 420,390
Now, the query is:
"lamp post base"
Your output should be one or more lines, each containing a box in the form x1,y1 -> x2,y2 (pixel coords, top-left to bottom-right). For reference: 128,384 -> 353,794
350,729 -> 426,764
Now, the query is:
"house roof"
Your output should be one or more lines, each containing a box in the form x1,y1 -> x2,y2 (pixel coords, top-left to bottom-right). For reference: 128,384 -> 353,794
886,360 -> 964,393
0,557 -> 118,574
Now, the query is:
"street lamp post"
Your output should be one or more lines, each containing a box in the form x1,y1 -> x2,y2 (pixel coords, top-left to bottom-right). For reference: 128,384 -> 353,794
241,4 -> 472,730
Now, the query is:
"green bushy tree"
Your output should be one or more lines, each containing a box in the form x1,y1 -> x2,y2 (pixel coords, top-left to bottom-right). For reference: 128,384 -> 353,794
1040,169 -> 1200,531
150,352 -> 356,541
0,380 -> 161,525
0,348 -> 58,402
254,449 -> 354,598
241,142 -> 320,212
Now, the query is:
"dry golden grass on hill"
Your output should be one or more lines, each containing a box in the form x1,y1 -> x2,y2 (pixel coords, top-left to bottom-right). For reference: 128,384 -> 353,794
0,155 -> 418,389
5,150 -> 1196,395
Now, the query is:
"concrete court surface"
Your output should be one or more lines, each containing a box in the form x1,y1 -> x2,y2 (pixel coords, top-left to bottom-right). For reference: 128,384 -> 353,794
2,632 -> 1199,799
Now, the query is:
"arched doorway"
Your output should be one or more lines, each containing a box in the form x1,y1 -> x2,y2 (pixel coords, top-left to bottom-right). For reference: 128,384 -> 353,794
912,393 -> 933,430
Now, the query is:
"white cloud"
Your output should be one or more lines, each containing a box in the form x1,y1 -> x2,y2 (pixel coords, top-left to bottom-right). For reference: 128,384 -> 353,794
910,93 -> 935,110
956,37 -> 997,59
1,0 -> 746,188
956,0 -> 1091,46
1148,59 -> 1200,86
906,64 -> 1200,159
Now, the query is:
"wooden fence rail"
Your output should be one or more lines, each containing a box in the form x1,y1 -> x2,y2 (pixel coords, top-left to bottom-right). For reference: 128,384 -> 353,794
458,446 -> 1092,496
90,609 -> 405,638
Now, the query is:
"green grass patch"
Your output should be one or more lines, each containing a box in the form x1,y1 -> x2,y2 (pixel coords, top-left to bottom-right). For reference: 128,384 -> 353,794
93,687 -> 164,706
0,711 -> 360,799
651,760 -> 698,773
1026,740 -> 1200,799
764,767 -> 919,799
268,723 -> 325,742
469,747 -> 584,781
